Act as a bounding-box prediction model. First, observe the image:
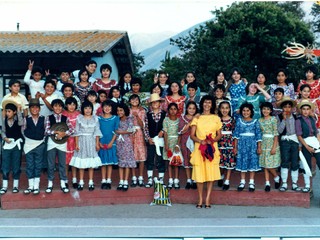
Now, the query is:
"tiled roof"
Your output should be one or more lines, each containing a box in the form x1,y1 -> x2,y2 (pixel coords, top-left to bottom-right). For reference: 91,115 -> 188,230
0,30 -> 128,53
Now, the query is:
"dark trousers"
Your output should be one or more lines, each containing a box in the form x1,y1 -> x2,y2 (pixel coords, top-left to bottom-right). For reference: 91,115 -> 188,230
2,146 -> 21,180
25,143 -> 45,179
146,144 -> 166,173
280,140 -> 299,171
47,148 -> 67,181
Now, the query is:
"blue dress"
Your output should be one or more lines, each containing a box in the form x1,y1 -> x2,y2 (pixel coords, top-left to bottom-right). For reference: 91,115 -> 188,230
98,115 -> 120,165
234,118 -> 262,172
228,80 -> 246,119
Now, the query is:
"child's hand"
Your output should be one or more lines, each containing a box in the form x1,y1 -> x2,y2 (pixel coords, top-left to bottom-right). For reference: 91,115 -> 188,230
306,145 -> 315,154
270,147 -> 276,155
107,142 -> 113,149
257,147 -> 262,155
174,145 -> 180,152
180,79 -> 185,87
4,138 -> 11,144
233,147 -> 238,155
75,145 -> 80,151
45,69 -> 50,76
28,60 -> 34,71
153,73 -> 158,84
96,143 -> 100,151
148,138 -> 154,145
158,131 -> 164,138
55,131 -> 66,139
35,92 -> 41,99
209,81 -> 215,89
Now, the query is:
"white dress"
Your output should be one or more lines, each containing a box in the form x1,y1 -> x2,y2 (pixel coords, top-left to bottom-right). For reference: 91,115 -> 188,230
69,115 -> 102,169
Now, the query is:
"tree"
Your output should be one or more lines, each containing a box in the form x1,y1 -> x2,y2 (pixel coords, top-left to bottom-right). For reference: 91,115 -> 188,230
166,1 -> 314,91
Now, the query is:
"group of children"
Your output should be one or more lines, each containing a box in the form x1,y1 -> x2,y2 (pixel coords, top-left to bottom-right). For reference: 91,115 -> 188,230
0,60 -> 319,198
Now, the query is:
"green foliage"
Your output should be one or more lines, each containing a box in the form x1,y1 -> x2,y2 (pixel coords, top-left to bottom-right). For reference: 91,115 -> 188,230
161,1 -> 314,91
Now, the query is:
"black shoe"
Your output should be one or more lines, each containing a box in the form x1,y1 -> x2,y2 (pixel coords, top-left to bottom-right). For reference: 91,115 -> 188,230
72,182 -> 78,189
265,185 -> 271,192
222,184 -> 229,191
130,180 -> 137,187
185,182 -> 191,190
122,184 -> 128,191
89,184 -> 95,191
61,187 -> 70,193
106,183 -> 111,189
217,179 -> 223,187
101,182 -> 107,189
274,178 -> 281,189
237,183 -> 245,192
249,183 -> 255,192
191,182 -> 197,189
117,183 -> 123,191
77,185 -> 84,191
65,183 -> 69,189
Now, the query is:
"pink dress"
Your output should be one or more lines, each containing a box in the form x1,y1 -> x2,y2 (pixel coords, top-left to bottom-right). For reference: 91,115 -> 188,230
130,108 -> 147,162
165,95 -> 186,117
62,110 -> 81,164
92,79 -> 117,97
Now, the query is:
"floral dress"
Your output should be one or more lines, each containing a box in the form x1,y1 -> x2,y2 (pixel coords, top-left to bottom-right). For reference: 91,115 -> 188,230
74,82 -> 93,103
62,110 -> 81,165
116,116 -> 136,168
130,108 -> 146,162
178,115 -> 193,168
234,118 -> 262,172
165,95 -> 187,117
69,115 -> 102,169
228,80 -> 246,118
218,117 -> 236,169
258,116 -> 281,168
269,83 -> 296,102
162,117 -> 179,160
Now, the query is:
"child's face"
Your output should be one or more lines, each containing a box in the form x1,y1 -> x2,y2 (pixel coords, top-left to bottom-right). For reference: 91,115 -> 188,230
158,74 -> 168,85
257,74 -> 266,85
63,87 -> 73,98
80,71 -> 89,82
53,104 -> 63,115
86,64 -> 96,74
112,89 -> 120,98
306,70 -> 315,80
217,72 -> 225,83
124,73 -> 132,83
219,103 -> 230,117
67,103 -> 76,113
10,83 -> 20,94
274,91 -> 283,101
262,106 -> 271,117
277,72 -> 287,84
170,83 -> 179,94
130,97 -> 139,107
282,104 -> 292,114
186,73 -> 195,83
99,93 -> 107,102
32,72 -> 42,81
132,84 -> 140,93
151,101 -> 160,110
187,88 -> 196,97
84,106 -> 93,116
102,68 -> 111,78
187,104 -> 196,116
103,105 -> 112,114
301,106 -> 311,117
5,109 -> 16,119
242,107 -> 251,119
45,83 -> 55,95
60,72 -> 70,82
300,87 -> 310,99
168,105 -> 178,116
152,86 -> 161,94
215,88 -> 224,99
232,71 -> 241,82
248,83 -> 257,95
30,105 -> 40,116
87,95 -> 97,103
117,107 -> 125,118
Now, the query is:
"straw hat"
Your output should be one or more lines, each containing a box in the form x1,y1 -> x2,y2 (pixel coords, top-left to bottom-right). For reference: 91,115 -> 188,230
50,122 -> 69,144
149,93 -> 164,104
297,99 -> 314,112
277,96 -> 296,108
26,98 -> 43,107
1,99 -> 18,110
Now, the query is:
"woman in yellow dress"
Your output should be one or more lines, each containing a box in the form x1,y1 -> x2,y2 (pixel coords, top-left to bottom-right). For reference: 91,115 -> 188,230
190,95 -> 222,209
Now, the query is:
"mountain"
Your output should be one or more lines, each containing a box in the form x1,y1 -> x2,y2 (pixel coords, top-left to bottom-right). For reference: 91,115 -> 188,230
139,21 -> 207,72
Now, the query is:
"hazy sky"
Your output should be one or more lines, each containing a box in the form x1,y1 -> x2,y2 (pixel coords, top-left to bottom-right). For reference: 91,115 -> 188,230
0,0 -> 235,34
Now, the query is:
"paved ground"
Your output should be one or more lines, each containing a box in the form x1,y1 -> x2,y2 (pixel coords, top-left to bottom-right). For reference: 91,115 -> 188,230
0,171 -> 320,238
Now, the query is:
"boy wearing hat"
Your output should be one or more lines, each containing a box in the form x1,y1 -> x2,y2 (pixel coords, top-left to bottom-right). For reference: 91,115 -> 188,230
0,100 -> 24,194
295,99 -> 320,193
23,98 -> 46,194
143,93 -> 167,188
45,99 -> 75,193
1,79 -> 28,118
276,96 -> 301,192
